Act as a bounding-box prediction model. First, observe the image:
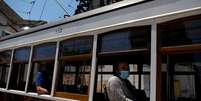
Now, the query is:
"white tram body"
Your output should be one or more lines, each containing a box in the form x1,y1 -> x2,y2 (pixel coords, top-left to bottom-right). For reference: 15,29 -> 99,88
0,0 -> 201,101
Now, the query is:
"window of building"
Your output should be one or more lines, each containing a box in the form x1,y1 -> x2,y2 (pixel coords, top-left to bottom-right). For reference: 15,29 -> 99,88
9,47 -> 30,91
0,50 -> 11,88
28,43 -> 56,94
55,36 -> 93,101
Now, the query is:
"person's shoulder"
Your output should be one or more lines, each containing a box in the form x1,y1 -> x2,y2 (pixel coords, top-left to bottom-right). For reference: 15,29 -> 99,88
108,76 -> 121,83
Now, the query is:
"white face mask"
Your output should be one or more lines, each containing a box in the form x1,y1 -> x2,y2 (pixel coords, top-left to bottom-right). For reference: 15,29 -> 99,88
119,71 -> 129,79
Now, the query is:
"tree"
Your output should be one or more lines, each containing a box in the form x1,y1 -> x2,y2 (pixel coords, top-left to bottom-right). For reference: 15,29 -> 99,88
75,0 -> 91,14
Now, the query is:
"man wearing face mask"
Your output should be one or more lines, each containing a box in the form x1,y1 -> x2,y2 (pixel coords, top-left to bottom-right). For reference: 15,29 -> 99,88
106,62 -> 139,101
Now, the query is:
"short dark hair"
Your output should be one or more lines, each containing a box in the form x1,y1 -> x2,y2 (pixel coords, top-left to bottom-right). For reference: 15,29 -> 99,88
113,61 -> 129,74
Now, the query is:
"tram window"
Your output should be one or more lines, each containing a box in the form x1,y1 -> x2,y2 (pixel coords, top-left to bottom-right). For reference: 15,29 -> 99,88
96,65 -> 113,93
60,36 -> 93,56
98,26 -> 150,52
9,47 -> 30,91
0,51 -> 11,88
28,43 -> 56,94
160,15 -> 201,46
130,64 -> 138,72
55,36 -> 93,101
161,53 -> 201,101
32,43 -> 56,61
94,62 -> 151,101
56,61 -> 91,94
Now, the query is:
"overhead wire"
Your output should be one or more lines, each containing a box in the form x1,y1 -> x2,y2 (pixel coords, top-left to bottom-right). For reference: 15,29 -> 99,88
29,0 -> 36,19
54,0 -> 70,17
68,0 -> 78,15
59,0 -> 73,16
39,0 -> 47,20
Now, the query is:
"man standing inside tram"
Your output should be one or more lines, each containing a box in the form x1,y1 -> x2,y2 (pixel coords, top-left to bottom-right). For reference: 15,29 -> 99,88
106,61 -> 144,101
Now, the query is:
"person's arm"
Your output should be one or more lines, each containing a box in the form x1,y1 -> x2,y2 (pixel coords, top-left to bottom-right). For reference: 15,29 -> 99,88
36,72 -> 48,94
107,77 -> 132,101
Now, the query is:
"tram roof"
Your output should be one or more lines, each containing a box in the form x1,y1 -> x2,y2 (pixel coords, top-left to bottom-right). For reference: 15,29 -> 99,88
0,0 -> 149,41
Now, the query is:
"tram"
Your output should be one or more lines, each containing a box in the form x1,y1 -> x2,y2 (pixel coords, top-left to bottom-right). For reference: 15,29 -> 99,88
0,0 -> 201,101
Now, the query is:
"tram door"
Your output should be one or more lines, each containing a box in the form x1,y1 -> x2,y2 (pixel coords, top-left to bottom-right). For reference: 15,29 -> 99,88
161,53 -> 201,101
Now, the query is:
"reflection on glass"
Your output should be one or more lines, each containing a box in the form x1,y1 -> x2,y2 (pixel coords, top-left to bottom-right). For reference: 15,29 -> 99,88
33,43 -> 56,61
0,51 -> 11,63
14,47 -> 30,62
160,15 -> 201,46
99,26 -> 150,52
60,37 -> 93,56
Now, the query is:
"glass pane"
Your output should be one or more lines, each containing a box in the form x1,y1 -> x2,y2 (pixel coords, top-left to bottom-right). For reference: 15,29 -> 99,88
0,51 -> 11,64
28,61 -> 54,94
175,63 -> 195,72
96,74 -> 113,93
141,74 -> 150,97
14,47 -> 30,62
162,53 -> 201,101
60,37 -> 93,56
98,65 -> 113,72
129,64 -> 138,72
57,61 -> 91,95
99,26 -> 150,52
160,15 -> 201,46
9,63 -> 28,91
143,64 -> 150,72
33,43 -> 56,61
0,64 -> 10,88
128,74 -> 139,89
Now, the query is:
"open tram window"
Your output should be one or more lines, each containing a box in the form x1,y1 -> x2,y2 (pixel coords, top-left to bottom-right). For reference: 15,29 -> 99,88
28,43 -> 56,94
94,55 -> 151,101
8,47 -> 30,91
55,36 -> 93,101
94,26 -> 151,101
0,50 -> 11,88
56,61 -> 91,95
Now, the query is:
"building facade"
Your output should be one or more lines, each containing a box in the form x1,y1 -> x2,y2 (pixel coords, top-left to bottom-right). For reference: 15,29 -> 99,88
0,0 -> 46,38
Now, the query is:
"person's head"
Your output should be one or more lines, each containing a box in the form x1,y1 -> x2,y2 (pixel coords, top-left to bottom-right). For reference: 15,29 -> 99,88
114,62 -> 130,79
